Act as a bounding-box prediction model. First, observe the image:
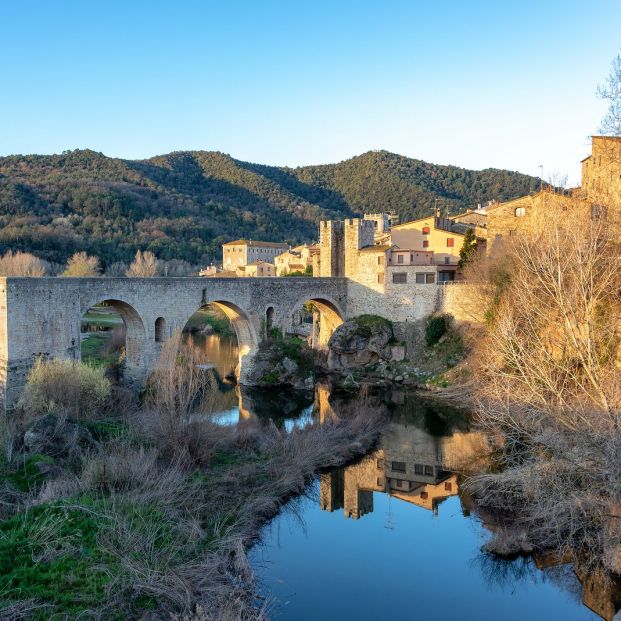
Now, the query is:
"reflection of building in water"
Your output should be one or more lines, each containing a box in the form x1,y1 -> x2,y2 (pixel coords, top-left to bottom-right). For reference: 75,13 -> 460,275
532,552 -> 621,621
320,423 -> 488,519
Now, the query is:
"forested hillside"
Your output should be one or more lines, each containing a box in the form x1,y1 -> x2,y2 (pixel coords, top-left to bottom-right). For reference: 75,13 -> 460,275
0,148 -> 539,266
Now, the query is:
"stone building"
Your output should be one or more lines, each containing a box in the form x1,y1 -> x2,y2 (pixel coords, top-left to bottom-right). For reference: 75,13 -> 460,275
390,213 -> 466,267
274,244 -> 318,275
487,136 -> 621,253
235,260 -> 275,278
222,239 -> 289,271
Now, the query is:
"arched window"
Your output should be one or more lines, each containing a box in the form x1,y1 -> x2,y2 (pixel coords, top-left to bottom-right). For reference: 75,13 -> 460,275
265,307 -> 274,338
155,317 -> 166,343
514,207 -> 526,217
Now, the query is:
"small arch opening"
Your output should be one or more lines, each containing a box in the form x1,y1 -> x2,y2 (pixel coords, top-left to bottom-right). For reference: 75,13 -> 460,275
155,317 -> 167,343
265,306 -> 274,338
514,207 -> 526,217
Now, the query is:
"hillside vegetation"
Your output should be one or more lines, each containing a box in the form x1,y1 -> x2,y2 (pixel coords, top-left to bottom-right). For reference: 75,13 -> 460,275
0,149 -> 539,266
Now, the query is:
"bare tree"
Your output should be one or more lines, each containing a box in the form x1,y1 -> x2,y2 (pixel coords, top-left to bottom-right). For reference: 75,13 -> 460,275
126,250 -> 158,277
598,52 -> 621,135
62,252 -> 101,277
104,261 -> 129,277
0,251 -> 48,276
467,209 -> 621,572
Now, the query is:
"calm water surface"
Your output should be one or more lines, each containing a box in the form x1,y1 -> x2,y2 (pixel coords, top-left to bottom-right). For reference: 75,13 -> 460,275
193,334 -> 617,621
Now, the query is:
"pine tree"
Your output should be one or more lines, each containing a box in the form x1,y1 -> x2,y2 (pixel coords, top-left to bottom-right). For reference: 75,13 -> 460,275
458,228 -> 478,269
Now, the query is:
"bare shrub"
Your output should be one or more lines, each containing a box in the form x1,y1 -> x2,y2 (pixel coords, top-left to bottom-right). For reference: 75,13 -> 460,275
467,209 -> 621,570
0,251 -> 48,276
107,324 -> 126,354
145,330 -> 213,418
126,250 -> 158,277
18,358 -> 111,419
62,251 -> 101,277
104,261 -> 128,277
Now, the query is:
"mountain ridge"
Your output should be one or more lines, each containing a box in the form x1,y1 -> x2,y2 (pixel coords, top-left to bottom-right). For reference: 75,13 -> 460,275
0,148 -> 540,265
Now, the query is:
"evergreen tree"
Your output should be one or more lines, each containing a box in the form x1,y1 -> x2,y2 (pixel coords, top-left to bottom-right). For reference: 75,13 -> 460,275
458,228 -> 478,269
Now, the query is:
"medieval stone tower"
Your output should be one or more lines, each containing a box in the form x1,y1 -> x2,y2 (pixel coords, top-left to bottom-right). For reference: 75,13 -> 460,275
319,218 -> 375,277
319,220 -> 345,277
344,218 -> 375,277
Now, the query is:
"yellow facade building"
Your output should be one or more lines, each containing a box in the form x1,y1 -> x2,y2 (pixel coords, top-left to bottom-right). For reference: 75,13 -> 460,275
390,214 -> 466,267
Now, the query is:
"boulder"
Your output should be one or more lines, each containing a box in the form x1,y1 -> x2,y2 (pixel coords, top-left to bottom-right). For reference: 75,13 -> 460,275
23,414 -> 100,463
243,339 -> 314,389
327,316 -> 394,370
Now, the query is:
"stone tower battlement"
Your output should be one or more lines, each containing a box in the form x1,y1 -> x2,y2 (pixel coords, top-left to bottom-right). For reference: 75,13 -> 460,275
319,220 -> 345,277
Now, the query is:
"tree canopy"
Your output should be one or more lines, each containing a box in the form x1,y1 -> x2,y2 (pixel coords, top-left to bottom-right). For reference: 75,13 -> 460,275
0,149 -> 539,267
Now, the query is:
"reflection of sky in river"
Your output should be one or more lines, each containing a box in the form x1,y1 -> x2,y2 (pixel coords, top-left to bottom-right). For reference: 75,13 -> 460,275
191,334 -> 612,620
251,488 -> 599,621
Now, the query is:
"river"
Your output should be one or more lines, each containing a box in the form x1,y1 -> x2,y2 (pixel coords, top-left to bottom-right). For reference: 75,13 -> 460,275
190,333 -> 619,621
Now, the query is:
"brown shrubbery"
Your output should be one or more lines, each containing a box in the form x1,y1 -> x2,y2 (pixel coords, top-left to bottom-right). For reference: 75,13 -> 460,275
465,211 -> 621,573
17,358 -> 111,421
1,337 -> 384,619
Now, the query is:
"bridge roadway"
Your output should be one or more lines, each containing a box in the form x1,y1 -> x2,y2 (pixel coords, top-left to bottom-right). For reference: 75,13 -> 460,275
0,276 -> 348,409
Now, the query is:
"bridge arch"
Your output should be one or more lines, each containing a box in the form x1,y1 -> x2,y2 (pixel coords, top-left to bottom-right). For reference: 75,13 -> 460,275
79,298 -> 147,385
284,295 -> 345,348
180,298 -> 259,381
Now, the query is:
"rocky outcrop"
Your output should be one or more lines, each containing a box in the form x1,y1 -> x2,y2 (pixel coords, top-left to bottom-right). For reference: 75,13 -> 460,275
23,414 -> 100,464
244,339 -> 315,390
327,315 -> 395,370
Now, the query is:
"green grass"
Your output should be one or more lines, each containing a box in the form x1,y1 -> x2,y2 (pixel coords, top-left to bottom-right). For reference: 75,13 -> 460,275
0,501 -> 115,619
81,334 -> 121,368
81,307 -> 123,329
2,454 -> 55,493
184,308 -> 235,337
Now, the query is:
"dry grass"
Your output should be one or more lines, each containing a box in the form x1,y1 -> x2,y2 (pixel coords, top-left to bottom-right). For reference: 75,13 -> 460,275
17,358 -> 111,421
0,335 -> 385,619
463,210 -> 621,574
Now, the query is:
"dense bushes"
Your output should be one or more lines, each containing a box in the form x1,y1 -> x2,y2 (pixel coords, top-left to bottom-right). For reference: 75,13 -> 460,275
18,359 -> 111,419
425,314 -> 450,346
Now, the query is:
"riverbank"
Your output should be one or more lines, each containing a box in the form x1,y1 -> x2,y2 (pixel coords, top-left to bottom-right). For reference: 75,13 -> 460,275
0,357 -> 385,620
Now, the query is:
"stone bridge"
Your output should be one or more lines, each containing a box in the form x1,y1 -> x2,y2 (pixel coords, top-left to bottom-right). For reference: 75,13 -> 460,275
0,277 -> 348,409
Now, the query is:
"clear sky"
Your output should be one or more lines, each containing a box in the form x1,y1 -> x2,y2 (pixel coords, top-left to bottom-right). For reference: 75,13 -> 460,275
1,0 -> 620,184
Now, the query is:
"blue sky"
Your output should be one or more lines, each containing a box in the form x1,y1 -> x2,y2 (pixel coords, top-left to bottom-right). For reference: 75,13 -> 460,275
1,1 -> 620,184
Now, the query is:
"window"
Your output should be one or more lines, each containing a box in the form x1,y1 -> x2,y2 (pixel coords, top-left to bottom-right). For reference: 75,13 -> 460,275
425,273 -> 435,284
397,255 -> 404,264
447,238 -> 454,247
395,479 -> 403,488
392,272 -> 407,284
154,317 -> 166,343
377,273 -> 384,284
376,458 -> 383,468
444,256 -> 450,265
444,482 -> 452,492
420,491 -> 429,500
423,240 -> 429,248
415,273 -> 425,284
424,465 -> 434,476
514,207 -> 526,217
414,464 -> 423,475
377,256 -> 384,265
422,226 -> 430,234
391,461 -> 406,473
